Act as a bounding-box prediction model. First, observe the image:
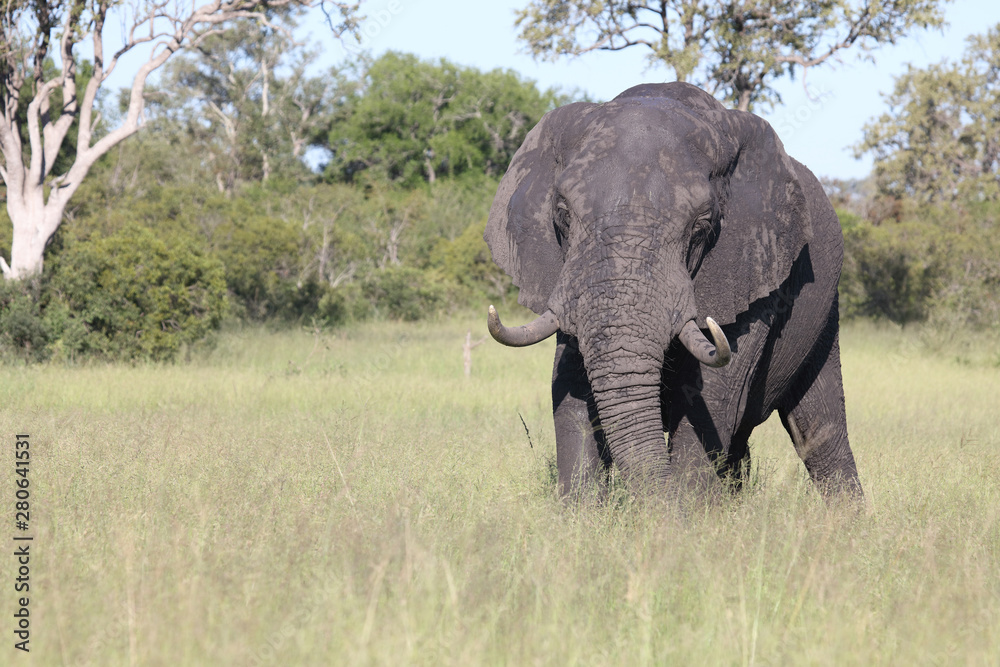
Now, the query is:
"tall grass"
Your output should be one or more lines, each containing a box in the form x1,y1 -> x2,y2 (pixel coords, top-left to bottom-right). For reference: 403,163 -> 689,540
1,317 -> 998,665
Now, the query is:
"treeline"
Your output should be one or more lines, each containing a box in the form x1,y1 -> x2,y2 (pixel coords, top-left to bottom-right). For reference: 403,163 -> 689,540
835,193 -> 1000,332
0,174 -> 513,362
1,19 -> 998,362
836,24 -> 1000,334
0,39 -> 564,362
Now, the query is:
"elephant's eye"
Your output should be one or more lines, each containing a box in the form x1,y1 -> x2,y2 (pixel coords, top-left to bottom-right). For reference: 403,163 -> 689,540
692,214 -> 712,236
687,213 -> 718,276
553,198 -> 570,249
689,214 -> 713,245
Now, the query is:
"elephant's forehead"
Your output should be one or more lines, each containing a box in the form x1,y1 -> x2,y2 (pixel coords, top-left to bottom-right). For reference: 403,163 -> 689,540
557,151 -> 712,218
580,101 -> 718,157
557,107 -> 713,194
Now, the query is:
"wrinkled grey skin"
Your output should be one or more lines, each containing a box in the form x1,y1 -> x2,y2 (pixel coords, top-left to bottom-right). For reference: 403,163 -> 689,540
485,82 -> 862,501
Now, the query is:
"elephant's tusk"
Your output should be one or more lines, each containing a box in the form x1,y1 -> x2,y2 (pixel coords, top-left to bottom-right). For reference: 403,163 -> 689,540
487,306 -> 559,347
678,317 -> 732,368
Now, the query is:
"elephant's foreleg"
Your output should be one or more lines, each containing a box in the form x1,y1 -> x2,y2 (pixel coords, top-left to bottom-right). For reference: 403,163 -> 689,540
779,327 -> 863,501
666,417 -> 742,497
552,332 -> 610,498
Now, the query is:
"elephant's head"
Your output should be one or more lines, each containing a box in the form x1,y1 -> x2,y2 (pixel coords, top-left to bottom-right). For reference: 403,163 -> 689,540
484,82 -> 812,487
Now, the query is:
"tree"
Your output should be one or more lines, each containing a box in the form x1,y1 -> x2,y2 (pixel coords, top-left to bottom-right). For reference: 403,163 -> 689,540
147,11 -> 358,194
0,0 -> 362,280
855,24 -> 1000,206
515,0 -> 948,111
295,184 -> 365,288
326,52 -> 567,186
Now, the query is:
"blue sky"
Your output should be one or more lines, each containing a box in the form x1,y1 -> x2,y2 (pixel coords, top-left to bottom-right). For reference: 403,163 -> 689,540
304,0 -> 1000,180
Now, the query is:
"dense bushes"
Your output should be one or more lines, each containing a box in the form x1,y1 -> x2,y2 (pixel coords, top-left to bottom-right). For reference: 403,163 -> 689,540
361,266 -> 448,321
48,226 -> 228,360
0,172 -> 513,361
3,130 -> 997,364
0,225 -> 229,362
840,220 -> 944,323
207,202 -> 302,321
0,281 -> 49,362
838,202 -> 1000,330
4,185 -> 997,363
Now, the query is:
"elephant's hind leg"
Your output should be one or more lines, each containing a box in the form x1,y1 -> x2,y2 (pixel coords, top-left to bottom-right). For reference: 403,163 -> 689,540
552,332 -> 611,498
778,326 -> 863,500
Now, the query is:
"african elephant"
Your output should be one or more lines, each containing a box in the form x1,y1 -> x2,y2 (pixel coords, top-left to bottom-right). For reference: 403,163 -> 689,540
484,82 -> 862,501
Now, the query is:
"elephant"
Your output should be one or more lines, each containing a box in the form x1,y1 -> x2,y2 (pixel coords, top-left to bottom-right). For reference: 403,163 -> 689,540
484,82 -> 862,501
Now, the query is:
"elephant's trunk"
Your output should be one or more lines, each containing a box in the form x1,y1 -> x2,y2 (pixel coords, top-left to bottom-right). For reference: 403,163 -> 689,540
541,214 -> 731,491
587,350 -> 670,486
572,275 -> 676,488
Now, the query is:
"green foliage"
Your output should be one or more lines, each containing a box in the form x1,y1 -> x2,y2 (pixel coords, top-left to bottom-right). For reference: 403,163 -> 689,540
515,0 -> 949,111
41,136 -> 509,339
840,222 -> 944,323
0,281 -> 50,362
361,266 -> 450,321
431,219 -> 513,304
839,202 -> 1000,329
326,52 -> 567,185
856,23 -> 1000,205
46,225 -> 228,361
0,206 -> 11,267
1,220 -> 231,363
145,14 -> 356,193
316,282 -> 369,326
206,201 -> 301,320
834,207 -> 863,232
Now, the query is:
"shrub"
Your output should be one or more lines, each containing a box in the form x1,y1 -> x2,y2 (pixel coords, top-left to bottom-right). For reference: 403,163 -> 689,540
47,225 -> 228,361
316,283 -> 370,326
925,231 -> 1000,331
361,266 -> 449,321
839,200 -> 1000,330
430,219 -> 513,305
840,222 -> 944,324
208,206 -> 301,320
0,281 -> 49,362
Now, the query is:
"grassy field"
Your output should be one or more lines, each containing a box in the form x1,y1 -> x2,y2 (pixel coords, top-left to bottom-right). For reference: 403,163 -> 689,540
1,316 -> 998,665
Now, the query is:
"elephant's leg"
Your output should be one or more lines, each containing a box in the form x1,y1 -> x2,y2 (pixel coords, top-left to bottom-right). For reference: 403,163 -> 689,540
666,416 -> 733,496
718,426 -> 753,493
778,328 -> 863,500
552,332 -> 610,497
663,361 -> 736,496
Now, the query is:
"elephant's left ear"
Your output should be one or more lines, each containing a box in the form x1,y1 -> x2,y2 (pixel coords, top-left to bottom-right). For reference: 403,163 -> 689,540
692,111 -> 813,327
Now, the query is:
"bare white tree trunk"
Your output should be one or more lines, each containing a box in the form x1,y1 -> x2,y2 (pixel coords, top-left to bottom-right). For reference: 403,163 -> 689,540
386,217 -> 408,266
424,153 -> 436,183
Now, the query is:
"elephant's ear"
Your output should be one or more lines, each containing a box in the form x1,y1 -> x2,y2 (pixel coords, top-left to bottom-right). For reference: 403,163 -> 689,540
692,111 -> 813,327
485,102 -> 595,314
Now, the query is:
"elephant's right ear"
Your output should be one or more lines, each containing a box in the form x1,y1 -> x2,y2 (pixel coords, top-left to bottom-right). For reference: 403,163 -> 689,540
485,103 -> 595,314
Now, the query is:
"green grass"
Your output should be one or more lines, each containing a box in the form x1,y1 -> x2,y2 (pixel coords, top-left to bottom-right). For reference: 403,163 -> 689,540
1,317 -> 998,665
